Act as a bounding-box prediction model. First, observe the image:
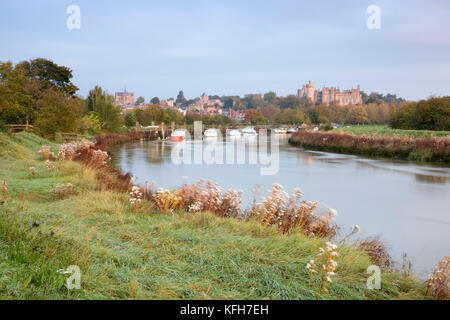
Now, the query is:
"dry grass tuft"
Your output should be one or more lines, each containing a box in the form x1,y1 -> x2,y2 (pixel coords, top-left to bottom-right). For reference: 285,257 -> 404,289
250,184 -> 338,237
357,236 -> 392,269
427,256 -> 450,300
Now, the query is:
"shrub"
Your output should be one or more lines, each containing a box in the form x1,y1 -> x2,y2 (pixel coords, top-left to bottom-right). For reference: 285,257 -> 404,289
427,256 -> 449,300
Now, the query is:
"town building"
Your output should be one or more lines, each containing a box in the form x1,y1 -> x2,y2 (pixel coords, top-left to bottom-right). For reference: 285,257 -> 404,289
161,99 -> 174,108
298,81 -> 362,106
115,88 -> 134,106
186,93 -> 224,115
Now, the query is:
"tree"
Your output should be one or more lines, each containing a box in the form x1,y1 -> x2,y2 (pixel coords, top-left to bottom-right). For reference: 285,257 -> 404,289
134,109 -> 144,124
86,86 -> 122,131
244,109 -> 267,125
211,114 -> 234,126
135,96 -> 145,105
347,106 -> 369,124
150,97 -> 160,104
261,105 -> 280,123
390,97 -> 450,131
34,88 -> 83,137
390,103 -> 416,129
124,111 -> 137,128
79,111 -> 102,135
17,58 -> 78,96
0,62 -> 33,123
263,91 -> 277,104
176,90 -> 186,104
243,94 -> 265,109
276,109 -> 304,124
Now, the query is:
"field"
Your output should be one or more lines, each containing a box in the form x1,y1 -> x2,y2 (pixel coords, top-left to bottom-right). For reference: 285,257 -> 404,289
0,132 -> 428,299
334,125 -> 450,138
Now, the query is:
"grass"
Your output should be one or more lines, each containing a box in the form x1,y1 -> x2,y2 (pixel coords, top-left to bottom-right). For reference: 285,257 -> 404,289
0,132 -> 428,299
334,125 -> 450,138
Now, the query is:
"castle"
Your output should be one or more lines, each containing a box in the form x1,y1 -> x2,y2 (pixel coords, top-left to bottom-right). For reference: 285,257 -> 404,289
298,81 -> 362,106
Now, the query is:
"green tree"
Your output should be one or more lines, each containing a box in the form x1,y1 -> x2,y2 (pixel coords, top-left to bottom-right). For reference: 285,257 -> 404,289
17,58 -> 78,96
124,111 -> 137,128
244,94 -> 265,110
176,90 -> 186,104
79,111 -> 102,135
86,86 -> 122,131
150,97 -> 160,104
34,88 -> 83,137
0,62 -> 33,123
263,91 -> 277,104
135,96 -> 145,105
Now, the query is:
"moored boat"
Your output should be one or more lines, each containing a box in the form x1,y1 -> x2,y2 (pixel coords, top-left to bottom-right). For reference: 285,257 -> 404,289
241,127 -> 257,135
204,128 -> 219,138
273,127 -> 287,134
227,129 -> 241,137
171,129 -> 187,141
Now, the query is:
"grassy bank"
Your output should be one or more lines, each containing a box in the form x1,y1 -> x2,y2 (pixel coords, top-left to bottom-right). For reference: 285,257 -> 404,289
0,132 -> 429,299
334,125 -> 450,138
289,130 -> 450,163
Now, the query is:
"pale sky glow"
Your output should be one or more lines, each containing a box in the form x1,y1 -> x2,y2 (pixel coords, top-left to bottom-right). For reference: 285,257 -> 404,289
1,0 -> 449,101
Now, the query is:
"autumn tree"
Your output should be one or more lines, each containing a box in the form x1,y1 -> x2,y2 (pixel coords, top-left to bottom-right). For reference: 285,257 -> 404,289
244,109 -> 267,124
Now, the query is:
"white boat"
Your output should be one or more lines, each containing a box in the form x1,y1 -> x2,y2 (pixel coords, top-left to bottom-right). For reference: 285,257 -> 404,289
227,129 -> 241,137
204,128 -> 219,138
241,127 -> 257,135
273,127 -> 287,134
287,128 -> 298,134
171,129 -> 187,141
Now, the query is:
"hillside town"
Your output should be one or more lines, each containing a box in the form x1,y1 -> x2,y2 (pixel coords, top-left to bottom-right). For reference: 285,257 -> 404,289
114,81 -> 364,121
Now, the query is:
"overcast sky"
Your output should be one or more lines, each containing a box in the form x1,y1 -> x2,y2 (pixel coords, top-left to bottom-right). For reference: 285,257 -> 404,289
1,0 -> 449,101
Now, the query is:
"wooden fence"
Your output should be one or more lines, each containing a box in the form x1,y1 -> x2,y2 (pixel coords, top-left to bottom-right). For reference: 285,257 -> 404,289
5,123 -> 34,133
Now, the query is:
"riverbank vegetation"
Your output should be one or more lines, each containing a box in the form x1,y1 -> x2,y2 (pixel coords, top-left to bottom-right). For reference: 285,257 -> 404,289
289,130 -> 450,163
1,132 -> 440,299
334,125 -> 450,138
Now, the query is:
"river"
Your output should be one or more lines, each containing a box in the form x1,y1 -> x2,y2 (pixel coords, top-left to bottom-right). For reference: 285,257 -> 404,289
110,135 -> 450,276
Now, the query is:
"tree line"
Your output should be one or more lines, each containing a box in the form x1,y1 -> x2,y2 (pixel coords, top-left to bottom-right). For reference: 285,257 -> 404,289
1,58 -> 447,137
390,97 -> 450,131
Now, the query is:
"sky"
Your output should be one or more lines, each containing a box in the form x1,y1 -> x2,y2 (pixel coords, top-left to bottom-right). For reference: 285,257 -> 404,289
1,0 -> 449,101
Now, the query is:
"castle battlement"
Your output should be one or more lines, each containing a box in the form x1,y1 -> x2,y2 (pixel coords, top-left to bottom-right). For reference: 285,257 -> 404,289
298,81 -> 362,106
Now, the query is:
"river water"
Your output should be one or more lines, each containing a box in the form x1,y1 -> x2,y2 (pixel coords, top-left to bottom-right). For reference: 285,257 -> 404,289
110,135 -> 450,275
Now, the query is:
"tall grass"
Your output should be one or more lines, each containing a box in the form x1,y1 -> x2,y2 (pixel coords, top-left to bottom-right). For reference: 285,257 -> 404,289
289,130 -> 450,163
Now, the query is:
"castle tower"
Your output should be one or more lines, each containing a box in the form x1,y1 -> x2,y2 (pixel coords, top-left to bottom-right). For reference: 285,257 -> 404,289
306,80 -> 315,102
